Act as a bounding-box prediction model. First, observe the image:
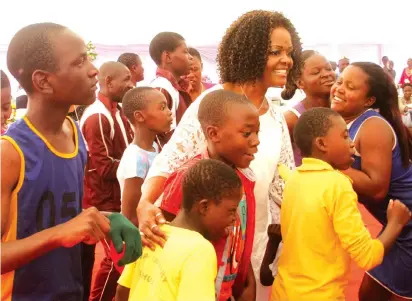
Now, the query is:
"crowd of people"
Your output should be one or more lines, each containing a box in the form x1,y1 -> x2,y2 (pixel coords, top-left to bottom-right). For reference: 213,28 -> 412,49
1,9 -> 412,301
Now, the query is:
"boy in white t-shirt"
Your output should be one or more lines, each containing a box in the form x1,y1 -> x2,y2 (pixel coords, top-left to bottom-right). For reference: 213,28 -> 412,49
117,87 -> 173,226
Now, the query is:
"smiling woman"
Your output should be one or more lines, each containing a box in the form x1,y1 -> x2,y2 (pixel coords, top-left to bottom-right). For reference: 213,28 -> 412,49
135,10 -> 302,301
331,62 -> 412,300
282,50 -> 336,166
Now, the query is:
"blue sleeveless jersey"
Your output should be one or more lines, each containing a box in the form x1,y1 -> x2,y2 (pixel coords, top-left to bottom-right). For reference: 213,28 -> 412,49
349,109 -> 412,298
1,117 -> 87,301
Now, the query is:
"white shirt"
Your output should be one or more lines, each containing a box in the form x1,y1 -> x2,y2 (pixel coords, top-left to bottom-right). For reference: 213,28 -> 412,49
117,143 -> 158,203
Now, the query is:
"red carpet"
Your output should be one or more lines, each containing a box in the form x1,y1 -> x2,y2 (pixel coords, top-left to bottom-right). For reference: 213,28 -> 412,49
92,204 -> 382,301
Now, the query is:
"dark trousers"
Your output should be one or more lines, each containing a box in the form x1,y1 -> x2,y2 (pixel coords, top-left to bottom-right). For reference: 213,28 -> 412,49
82,243 -> 96,301
82,241 -> 120,301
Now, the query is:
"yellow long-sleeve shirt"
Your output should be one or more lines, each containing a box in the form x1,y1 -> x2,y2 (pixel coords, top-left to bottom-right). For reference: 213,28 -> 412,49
272,158 -> 384,301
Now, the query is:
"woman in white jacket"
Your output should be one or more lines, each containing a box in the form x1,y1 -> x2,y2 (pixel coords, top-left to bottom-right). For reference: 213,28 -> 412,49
137,10 -> 302,301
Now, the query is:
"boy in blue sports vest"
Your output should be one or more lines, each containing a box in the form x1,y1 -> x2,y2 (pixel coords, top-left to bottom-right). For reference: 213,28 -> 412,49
1,23 -> 142,301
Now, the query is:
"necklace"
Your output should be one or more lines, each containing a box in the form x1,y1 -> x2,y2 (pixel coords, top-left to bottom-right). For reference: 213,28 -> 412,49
240,85 -> 266,111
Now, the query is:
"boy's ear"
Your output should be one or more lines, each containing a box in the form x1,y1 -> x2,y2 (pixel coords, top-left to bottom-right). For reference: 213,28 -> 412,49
205,125 -> 220,143
314,137 -> 328,153
198,199 -> 209,216
32,70 -> 53,94
163,51 -> 172,65
133,110 -> 145,123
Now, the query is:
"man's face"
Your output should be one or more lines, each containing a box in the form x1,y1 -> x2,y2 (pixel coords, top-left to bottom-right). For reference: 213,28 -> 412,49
45,29 -> 99,106
107,67 -> 134,103
169,41 -> 193,76
132,57 -> 144,84
338,59 -> 350,73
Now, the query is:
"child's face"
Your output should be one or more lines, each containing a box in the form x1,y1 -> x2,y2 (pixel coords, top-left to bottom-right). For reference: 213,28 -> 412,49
140,91 -> 173,134
298,54 -> 335,97
403,86 -> 412,100
201,187 -> 243,241
321,115 -> 355,170
213,104 -> 260,169
169,41 -> 192,77
1,87 -> 12,127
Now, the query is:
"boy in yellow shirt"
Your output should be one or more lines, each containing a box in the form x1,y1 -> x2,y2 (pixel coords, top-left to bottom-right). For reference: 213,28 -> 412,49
115,159 -> 243,301
271,108 -> 411,301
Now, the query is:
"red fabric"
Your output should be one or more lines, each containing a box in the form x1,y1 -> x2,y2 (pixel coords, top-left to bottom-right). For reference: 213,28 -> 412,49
109,241 -> 125,274
399,68 -> 412,86
82,93 -> 133,211
154,68 -> 192,147
160,150 -> 256,300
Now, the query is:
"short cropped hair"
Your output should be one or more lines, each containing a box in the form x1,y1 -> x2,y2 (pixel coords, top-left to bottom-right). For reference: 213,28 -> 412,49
117,53 -> 140,69
188,47 -> 202,62
182,159 -> 242,211
402,83 -> 412,90
1,70 -> 10,89
7,22 -> 67,93
198,90 -> 252,132
294,107 -> 341,157
122,87 -> 158,123
338,56 -> 350,63
149,32 -> 185,65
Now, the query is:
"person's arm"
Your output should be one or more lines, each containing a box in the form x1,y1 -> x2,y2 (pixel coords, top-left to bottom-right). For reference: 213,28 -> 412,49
269,109 -> 296,223
114,285 -> 130,301
283,110 -> 298,143
236,263 -> 256,301
260,224 -> 282,286
341,118 -> 393,201
137,101 -> 207,247
120,152 -> 153,227
82,114 -> 119,180
176,241 -> 217,301
1,139 -> 111,274
121,177 -> 143,227
377,199 -> 411,250
116,261 -> 136,300
331,180 -> 410,270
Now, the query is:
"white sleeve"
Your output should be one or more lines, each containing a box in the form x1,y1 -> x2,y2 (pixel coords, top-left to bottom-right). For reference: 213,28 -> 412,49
268,105 -> 295,224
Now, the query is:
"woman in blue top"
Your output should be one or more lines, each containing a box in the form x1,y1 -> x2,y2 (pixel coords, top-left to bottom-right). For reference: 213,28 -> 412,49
331,62 -> 412,300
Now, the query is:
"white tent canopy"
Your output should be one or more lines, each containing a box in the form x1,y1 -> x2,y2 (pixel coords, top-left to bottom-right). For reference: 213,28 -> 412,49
1,0 -> 411,98
1,0 -> 411,46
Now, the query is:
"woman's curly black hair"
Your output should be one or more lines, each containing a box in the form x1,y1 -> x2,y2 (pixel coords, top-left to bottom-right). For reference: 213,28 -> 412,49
217,10 -> 302,87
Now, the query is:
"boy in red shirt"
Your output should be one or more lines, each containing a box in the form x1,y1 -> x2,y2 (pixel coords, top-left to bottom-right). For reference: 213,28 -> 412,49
159,89 -> 260,301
